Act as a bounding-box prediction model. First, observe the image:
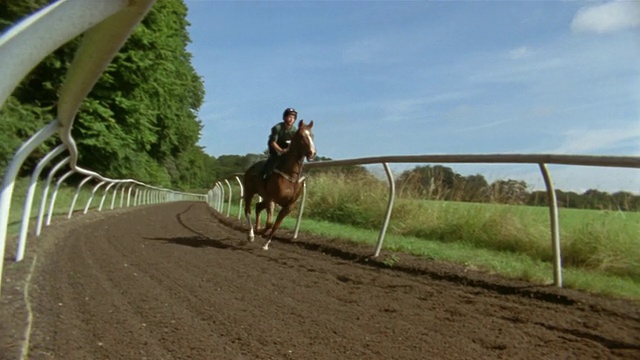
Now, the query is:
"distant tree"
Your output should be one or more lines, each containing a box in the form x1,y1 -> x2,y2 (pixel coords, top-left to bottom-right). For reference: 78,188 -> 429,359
396,165 -> 466,200
556,190 -> 584,208
490,179 -> 528,204
582,189 -> 612,210
459,174 -> 490,202
611,191 -> 639,211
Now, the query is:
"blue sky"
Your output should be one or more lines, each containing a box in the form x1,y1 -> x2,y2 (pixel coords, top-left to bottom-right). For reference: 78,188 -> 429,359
184,0 -> 640,193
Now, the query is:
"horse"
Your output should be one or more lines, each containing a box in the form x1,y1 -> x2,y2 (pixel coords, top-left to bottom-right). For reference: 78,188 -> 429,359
242,120 -> 316,250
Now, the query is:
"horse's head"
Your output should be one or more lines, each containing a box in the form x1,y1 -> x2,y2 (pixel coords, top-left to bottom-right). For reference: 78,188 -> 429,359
294,120 -> 316,161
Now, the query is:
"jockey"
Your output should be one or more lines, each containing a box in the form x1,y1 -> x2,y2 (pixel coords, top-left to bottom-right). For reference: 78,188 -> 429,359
262,107 -> 298,179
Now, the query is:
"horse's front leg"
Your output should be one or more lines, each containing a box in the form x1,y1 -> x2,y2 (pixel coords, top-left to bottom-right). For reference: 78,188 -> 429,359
255,200 -> 271,234
264,201 -> 275,232
262,204 -> 294,250
244,194 -> 254,242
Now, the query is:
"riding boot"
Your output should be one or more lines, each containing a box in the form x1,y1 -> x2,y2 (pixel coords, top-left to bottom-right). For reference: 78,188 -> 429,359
262,156 -> 276,180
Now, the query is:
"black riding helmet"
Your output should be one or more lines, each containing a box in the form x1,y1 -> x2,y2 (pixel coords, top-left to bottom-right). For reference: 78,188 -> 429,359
283,108 -> 298,120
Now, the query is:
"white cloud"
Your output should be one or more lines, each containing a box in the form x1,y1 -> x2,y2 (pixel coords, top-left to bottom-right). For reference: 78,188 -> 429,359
509,46 -> 534,60
549,125 -> 640,154
571,0 -> 640,34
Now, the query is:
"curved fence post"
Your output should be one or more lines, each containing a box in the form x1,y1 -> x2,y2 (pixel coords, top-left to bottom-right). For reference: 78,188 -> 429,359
15,144 -> 66,262
0,121 -> 59,295
216,182 -> 224,212
36,157 -> 70,236
120,184 -> 128,208
212,183 -> 219,211
224,179 -> 232,217
293,181 -> 307,239
539,163 -> 562,287
139,188 -> 146,206
133,188 -> 140,206
211,187 -> 219,210
235,176 -> 244,220
69,176 -> 93,219
46,170 -> 74,227
110,183 -> 122,210
206,189 -> 212,208
85,182 -> 105,212
373,162 -> 396,258
127,185 -> 135,207
99,181 -> 117,211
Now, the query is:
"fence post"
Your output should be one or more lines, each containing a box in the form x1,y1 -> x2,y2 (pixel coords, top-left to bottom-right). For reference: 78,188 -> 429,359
293,181 -> 307,239
235,176 -> 244,220
0,121 -> 59,297
225,179 -> 232,217
539,163 -> 563,287
373,162 -> 396,258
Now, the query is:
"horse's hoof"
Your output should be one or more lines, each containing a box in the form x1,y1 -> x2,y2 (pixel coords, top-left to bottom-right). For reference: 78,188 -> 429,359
247,234 -> 255,242
262,244 -> 269,250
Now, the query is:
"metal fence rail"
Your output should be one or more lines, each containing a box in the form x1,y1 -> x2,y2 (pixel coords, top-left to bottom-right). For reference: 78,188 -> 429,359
211,154 -> 640,288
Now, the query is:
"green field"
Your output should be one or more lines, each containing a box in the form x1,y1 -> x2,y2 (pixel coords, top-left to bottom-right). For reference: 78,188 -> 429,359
228,172 -> 640,300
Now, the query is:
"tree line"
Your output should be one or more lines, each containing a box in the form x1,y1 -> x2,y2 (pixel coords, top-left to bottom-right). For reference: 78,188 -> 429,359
396,165 -> 640,211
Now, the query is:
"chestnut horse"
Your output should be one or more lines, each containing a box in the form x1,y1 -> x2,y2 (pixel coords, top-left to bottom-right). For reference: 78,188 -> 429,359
243,120 -> 316,250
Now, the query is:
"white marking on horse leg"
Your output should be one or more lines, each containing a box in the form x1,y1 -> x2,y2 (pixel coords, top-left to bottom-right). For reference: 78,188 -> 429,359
245,213 -> 255,242
262,239 -> 271,250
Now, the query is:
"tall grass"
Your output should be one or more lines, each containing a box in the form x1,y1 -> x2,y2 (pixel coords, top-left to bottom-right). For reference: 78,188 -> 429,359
303,172 -> 640,283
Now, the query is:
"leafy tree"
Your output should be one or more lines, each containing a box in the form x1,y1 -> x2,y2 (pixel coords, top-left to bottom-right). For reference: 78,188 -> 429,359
489,179 -> 528,204
1,0 -> 207,189
71,0 -> 205,185
396,165 -> 465,200
582,189 -> 611,210
611,191 -> 638,211
460,174 -> 490,202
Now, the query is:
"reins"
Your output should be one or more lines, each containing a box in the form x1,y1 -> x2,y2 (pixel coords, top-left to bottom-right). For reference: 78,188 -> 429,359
273,154 -> 306,183
272,131 -> 309,184
273,168 -> 306,183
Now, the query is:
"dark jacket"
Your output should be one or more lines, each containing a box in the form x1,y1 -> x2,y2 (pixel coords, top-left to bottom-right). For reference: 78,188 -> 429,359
268,122 -> 297,156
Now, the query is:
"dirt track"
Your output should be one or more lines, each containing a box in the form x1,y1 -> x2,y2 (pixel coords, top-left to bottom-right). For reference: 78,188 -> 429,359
1,201 -> 639,359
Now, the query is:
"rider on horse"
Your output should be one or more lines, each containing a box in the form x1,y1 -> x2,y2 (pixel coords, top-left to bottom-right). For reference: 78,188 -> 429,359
262,107 -> 298,179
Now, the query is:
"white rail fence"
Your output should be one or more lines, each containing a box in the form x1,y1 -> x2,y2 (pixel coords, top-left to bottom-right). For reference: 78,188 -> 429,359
209,155 -> 640,288
0,0 -> 205,299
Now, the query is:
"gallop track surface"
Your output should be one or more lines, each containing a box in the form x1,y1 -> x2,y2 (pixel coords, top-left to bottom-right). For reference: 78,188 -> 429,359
1,202 -> 639,359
